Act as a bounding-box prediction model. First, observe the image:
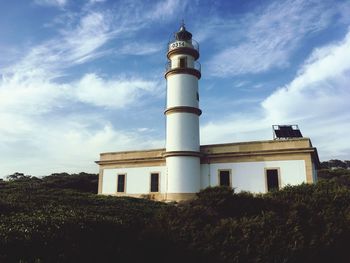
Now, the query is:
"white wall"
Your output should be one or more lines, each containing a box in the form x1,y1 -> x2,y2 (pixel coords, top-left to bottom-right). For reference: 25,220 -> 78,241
166,156 -> 201,193
102,160 -> 307,196
167,74 -> 198,108
171,54 -> 195,68
101,166 -> 166,195
200,160 -> 307,193
166,113 -> 199,151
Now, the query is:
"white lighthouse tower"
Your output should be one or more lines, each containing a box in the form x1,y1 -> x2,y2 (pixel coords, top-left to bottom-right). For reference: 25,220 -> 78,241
164,24 -> 201,201
96,23 -> 320,201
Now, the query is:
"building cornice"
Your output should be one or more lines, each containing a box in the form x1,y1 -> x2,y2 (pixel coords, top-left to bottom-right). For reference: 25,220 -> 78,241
95,156 -> 164,166
96,138 -> 320,168
96,146 -> 319,167
202,147 -> 317,160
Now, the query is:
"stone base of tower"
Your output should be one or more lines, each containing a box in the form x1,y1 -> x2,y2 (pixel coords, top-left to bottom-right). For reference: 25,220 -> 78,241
107,192 -> 197,202
164,193 -> 197,202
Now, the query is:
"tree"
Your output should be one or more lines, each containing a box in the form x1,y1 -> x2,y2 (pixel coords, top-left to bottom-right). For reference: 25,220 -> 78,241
6,172 -> 32,181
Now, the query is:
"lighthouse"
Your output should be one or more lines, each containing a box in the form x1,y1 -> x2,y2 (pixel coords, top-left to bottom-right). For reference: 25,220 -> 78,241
164,24 -> 202,200
96,24 -> 319,202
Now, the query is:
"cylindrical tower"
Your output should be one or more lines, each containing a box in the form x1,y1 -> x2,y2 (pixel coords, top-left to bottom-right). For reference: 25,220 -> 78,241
164,24 -> 201,201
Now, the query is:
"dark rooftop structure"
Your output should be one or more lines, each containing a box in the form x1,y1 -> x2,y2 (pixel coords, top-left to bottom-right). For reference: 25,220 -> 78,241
273,125 -> 303,139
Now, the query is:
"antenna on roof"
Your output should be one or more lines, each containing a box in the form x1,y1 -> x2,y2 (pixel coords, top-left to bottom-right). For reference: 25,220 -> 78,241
181,19 -> 185,27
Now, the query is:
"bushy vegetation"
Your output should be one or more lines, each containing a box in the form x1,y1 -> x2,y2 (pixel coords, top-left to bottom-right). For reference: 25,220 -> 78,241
152,181 -> 350,263
0,173 -> 166,262
318,167 -> 350,187
5,172 -> 98,193
1,168 -> 350,262
319,159 -> 350,169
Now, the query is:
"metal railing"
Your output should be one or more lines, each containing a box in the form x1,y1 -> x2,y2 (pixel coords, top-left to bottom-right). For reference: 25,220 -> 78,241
165,61 -> 201,72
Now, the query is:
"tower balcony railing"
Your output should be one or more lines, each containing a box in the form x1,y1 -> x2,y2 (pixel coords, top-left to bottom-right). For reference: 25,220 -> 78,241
165,61 -> 201,73
167,39 -> 199,53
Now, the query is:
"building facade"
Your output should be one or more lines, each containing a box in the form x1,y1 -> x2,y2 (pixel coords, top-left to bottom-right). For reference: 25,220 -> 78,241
96,25 -> 319,201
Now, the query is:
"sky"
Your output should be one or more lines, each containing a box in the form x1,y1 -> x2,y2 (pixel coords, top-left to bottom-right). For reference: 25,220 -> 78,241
0,0 -> 350,177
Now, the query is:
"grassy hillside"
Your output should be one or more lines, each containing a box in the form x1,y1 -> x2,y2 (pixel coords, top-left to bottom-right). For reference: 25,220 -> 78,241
1,170 -> 350,262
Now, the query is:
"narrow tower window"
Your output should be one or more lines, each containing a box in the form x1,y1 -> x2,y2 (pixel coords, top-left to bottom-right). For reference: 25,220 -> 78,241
117,174 -> 126,192
266,169 -> 279,192
219,170 -> 231,186
179,57 -> 187,68
150,173 -> 159,192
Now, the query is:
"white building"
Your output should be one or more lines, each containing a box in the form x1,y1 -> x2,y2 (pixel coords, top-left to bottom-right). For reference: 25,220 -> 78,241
96,24 -> 319,201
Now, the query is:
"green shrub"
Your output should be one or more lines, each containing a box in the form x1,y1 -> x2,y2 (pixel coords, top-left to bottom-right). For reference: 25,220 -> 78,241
2,172 -> 350,262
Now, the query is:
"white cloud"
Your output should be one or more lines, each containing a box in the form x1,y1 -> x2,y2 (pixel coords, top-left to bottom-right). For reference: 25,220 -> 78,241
0,70 -> 162,177
201,114 -> 269,145
89,0 -> 106,3
208,0 -> 338,76
262,30 -> 350,121
202,28 -> 350,160
34,0 -> 67,7
0,113 -> 164,176
119,43 -> 161,55
0,0 -> 188,177
74,73 -> 158,109
148,0 -> 188,21
0,73 -> 69,116
60,12 -> 113,64
4,11 -> 114,82
0,7 -> 161,175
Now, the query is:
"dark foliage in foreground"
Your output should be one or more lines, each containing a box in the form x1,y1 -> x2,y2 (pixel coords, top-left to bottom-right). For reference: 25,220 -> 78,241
1,170 -> 350,262
0,174 -> 166,263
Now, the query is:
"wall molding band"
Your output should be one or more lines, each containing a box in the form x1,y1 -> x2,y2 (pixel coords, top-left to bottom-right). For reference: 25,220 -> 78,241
165,68 -> 201,79
167,47 -> 199,60
164,106 -> 202,116
163,151 -> 202,158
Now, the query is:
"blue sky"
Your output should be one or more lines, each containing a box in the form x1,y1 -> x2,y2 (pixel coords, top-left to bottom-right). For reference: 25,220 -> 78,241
1,0 -> 350,176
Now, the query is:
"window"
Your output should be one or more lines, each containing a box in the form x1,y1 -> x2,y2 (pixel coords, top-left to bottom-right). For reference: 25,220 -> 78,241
266,169 -> 279,192
117,174 -> 126,192
150,173 -> 159,192
179,57 -> 187,68
219,170 -> 230,186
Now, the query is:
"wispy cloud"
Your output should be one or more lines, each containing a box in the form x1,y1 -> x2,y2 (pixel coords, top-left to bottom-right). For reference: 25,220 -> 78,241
0,1 -> 180,176
89,0 -> 106,4
2,0 -> 348,177
148,0 -> 188,21
261,28 -> 350,158
59,12 -> 113,64
74,73 -> 158,109
4,11 -> 114,82
119,43 -> 161,55
0,68 -> 162,176
262,28 -> 350,120
34,0 -> 67,8
201,27 -> 350,160
0,113 -> 164,176
207,0 -> 339,76
15,0 -> 189,79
